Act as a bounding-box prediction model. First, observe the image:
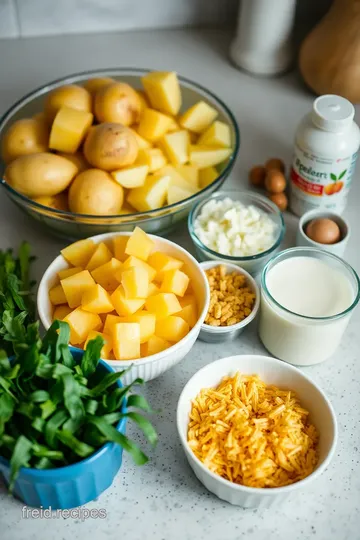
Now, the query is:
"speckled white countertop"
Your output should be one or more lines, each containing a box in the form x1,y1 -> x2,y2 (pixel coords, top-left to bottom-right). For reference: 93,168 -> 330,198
0,28 -> 359,540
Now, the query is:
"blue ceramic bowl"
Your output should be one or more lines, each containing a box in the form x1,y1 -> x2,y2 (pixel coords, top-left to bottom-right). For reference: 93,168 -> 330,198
0,350 -> 127,509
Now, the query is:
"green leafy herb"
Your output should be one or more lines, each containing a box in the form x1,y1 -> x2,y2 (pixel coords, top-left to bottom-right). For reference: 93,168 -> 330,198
0,320 -> 156,491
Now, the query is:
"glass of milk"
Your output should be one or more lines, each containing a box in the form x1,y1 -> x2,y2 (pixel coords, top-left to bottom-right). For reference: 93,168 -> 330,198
259,247 -> 359,365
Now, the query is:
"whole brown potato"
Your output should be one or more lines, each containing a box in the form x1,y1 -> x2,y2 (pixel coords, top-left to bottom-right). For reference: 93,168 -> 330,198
44,84 -> 92,123
33,192 -> 69,212
84,77 -> 115,96
57,151 -> 89,173
69,169 -> 124,215
1,117 -> 49,163
83,123 -> 138,170
5,152 -> 78,197
94,82 -> 141,125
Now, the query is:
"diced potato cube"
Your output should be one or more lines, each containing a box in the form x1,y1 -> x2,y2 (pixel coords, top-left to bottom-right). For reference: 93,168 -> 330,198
57,266 -> 83,280
177,304 -> 197,328
91,258 -> 123,291
49,106 -> 93,153
161,269 -> 190,297
129,128 -> 152,149
137,109 -> 172,142
121,266 -> 148,299
128,312 -> 156,344
166,117 -> 181,133
111,164 -> 149,189
64,308 -> 102,345
136,148 -> 167,172
179,101 -> 218,133
103,313 -> 125,335
158,165 -> 196,193
86,242 -> 113,272
199,166 -> 218,188
155,316 -> 190,342
60,270 -> 95,308
141,71 -> 181,116
112,322 -> 140,360
137,90 -> 150,113
145,293 -> 181,319
49,284 -> 67,305
197,121 -> 231,148
160,130 -> 189,165
179,294 -> 197,309
81,284 -> 114,314
127,173 -> 170,212
148,252 -> 183,281
111,286 -> 146,316
148,282 -> 160,296
125,227 -> 154,261
175,165 -> 199,188
120,255 -> 156,282
190,146 -> 232,168
84,330 -> 112,359
61,239 -> 96,268
142,335 -> 171,356
113,236 -> 129,262
53,304 -> 72,321
167,184 -> 196,205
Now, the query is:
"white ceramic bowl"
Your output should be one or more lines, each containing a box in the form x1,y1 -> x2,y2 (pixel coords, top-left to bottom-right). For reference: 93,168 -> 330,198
37,232 -> 210,385
177,354 -> 337,509
198,261 -> 260,343
297,209 -> 350,258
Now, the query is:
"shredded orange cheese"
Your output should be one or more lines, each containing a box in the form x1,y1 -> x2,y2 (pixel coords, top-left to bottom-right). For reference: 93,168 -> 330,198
187,372 -> 319,488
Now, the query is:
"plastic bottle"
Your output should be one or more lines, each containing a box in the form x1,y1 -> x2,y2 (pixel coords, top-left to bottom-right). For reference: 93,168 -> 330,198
290,94 -> 360,217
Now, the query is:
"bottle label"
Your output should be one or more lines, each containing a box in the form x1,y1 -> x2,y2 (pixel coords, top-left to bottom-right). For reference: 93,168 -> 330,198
289,144 -> 358,216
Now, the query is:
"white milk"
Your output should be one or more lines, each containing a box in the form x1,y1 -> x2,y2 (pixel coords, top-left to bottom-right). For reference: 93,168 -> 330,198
259,254 -> 357,365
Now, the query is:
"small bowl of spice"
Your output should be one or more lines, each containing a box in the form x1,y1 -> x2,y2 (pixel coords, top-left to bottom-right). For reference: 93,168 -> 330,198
297,209 -> 350,258
199,261 -> 260,343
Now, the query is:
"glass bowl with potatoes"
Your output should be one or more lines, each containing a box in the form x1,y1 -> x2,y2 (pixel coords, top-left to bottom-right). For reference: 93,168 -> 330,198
37,228 -> 210,384
0,68 -> 239,240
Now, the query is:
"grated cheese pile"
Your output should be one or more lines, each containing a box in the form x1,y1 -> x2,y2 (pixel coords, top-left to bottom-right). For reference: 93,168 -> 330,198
188,372 -> 319,488
194,198 -> 277,257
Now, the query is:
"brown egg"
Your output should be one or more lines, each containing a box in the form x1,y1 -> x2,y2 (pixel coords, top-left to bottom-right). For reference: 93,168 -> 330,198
268,192 -> 288,211
305,218 -> 341,245
249,165 -> 266,187
265,158 -> 285,173
265,169 -> 287,193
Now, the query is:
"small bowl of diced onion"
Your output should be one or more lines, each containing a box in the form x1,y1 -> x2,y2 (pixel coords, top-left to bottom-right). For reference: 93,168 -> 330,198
188,190 -> 285,275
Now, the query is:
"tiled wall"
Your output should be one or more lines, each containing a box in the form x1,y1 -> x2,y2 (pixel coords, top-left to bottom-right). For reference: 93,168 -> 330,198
0,0 -> 332,39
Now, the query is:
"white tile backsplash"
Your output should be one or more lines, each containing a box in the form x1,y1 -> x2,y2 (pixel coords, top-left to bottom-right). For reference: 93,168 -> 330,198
15,0 -> 237,37
0,0 -> 19,38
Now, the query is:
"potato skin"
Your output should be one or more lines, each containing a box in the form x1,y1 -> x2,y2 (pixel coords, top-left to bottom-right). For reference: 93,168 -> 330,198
1,117 -> 49,163
69,168 -> 124,215
84,77 -> 115,96
57,151 -> 89,173
33,192 -> 69,212
94,82 -> 141,125
44,84 -> 92,123
83,122 -> 138,171
5,152 -> 78,197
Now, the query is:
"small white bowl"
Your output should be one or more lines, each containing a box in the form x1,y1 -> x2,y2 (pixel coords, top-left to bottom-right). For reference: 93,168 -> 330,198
297,209 -> 350,258
177,354 -> 337,509
37,232 -> 210,385
199,261 -> 260,343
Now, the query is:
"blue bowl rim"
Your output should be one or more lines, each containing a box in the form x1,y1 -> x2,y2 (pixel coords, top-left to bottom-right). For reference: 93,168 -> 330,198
188,189 -> 286,261
0,67 -> 240,221
0,354 -> 127,479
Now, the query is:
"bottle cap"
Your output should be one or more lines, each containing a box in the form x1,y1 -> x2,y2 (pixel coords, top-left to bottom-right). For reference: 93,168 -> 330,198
311,95 -> 354,132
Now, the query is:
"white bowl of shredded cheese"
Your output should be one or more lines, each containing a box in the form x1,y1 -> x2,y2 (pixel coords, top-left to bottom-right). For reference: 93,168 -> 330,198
188,191 -> 285,275
177,354 -> 337,508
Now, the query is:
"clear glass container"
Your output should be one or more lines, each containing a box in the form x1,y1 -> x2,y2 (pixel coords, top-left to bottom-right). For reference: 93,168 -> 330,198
259,247 -> 360,365
0,68 -> 240,241
188,190 -> 285,275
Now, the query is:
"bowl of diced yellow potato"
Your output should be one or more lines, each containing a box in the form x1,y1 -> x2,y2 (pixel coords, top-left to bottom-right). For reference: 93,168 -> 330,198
0,68 -> 239,240
37,227 -> 210,384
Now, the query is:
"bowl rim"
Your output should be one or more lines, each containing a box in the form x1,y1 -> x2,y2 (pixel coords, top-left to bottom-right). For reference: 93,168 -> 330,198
188,190 -> 285,262
0,354 -> 127,478
0,67 -> 240,222
199,261 -> 260,333
176,353 -> 338,495
37,231 -> 210,368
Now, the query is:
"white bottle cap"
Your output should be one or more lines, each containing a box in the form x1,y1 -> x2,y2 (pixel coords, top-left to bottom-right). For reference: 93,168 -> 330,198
311,94 -> 355,133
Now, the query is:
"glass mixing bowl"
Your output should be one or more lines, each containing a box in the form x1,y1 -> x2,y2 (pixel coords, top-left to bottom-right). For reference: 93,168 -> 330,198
0,68 -> 240,240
